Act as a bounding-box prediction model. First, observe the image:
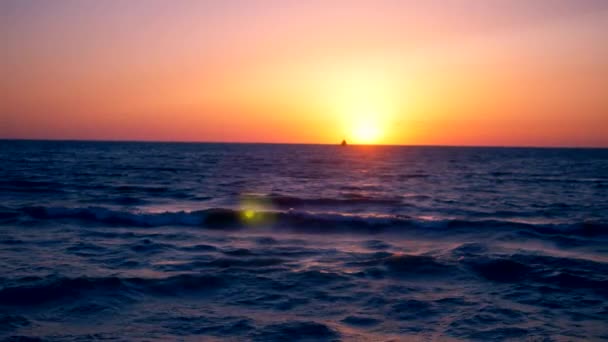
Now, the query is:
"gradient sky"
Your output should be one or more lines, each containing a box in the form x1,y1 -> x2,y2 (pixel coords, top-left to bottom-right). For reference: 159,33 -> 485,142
2,0 -> 607,146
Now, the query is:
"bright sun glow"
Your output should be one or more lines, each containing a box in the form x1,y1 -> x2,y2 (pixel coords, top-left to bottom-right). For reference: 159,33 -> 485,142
325,64 -> 400,145
351,118 -> 382,144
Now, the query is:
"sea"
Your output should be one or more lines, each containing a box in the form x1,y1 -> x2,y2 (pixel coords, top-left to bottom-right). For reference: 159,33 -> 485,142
1,140 -> 607,341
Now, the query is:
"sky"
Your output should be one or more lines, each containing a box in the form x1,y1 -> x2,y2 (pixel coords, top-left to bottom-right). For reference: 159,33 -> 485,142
1,0 -> 607,146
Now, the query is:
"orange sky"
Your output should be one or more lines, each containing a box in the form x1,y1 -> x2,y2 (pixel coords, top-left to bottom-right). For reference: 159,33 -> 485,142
2,0 -> 607,146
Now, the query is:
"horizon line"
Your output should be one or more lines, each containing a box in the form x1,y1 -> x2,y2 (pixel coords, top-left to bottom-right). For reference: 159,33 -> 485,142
1,138 -> 606,149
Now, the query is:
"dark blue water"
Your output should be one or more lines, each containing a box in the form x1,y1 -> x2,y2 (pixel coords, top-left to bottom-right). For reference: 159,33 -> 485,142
1,140 -> 607,341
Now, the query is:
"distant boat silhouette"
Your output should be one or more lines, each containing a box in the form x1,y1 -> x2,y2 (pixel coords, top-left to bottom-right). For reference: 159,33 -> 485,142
341,139 -> 347,146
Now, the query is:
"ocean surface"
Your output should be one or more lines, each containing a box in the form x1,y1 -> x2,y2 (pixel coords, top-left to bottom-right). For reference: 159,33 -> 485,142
1,140 -> 607,341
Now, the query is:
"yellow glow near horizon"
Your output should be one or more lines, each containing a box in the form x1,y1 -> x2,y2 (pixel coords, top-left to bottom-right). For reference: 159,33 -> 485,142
350,117 -> 383,144
326,64 -> 400,145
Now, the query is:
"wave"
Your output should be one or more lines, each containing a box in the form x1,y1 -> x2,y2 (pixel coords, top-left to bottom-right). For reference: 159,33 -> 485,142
0,180 -> 66,193
0,274 -> 225,306
243,193 -> 403,207
253,321 -> 339,341
15,205 -> 608,237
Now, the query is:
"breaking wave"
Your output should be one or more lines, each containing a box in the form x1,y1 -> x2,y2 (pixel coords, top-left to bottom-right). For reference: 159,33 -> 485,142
9,205 -> 607,238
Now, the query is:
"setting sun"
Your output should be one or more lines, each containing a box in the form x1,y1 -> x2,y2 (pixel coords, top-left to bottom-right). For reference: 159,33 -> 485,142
350,118 -> 383,144
326,65 -> 400,145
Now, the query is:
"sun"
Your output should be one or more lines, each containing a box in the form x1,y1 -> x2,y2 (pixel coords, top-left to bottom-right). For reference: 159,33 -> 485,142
351,118 -> 382,144
325,64 -> 399,145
